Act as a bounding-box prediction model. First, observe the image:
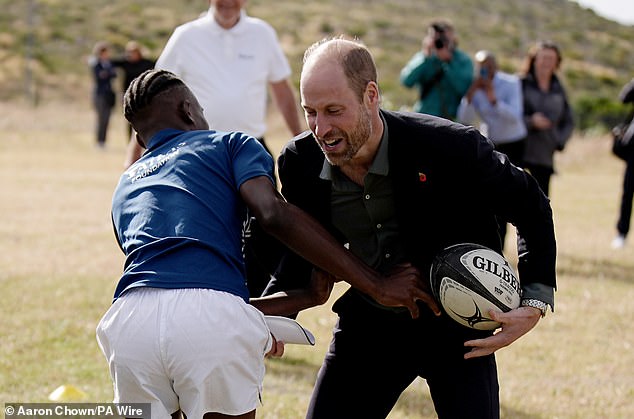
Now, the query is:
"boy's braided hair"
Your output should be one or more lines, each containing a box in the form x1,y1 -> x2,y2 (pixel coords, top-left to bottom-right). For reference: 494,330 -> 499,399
123,69 -> 184,124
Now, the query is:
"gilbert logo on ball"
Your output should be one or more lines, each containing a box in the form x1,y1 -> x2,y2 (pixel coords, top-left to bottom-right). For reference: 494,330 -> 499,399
430,243 -> 521,330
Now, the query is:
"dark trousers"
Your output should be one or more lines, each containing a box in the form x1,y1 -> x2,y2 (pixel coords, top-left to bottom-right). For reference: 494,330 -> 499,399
306,292 -> 500,419
617,158 -> 634,237
94,94 -> 113,146
495,140 -> 525,168
523,163 -> 553,197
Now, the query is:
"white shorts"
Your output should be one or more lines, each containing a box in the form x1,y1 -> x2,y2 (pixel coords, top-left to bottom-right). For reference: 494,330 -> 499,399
96,288 -> 272,419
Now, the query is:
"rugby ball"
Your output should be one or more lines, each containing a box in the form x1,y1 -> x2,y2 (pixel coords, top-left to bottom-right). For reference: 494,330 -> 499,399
430,243 -> 521,330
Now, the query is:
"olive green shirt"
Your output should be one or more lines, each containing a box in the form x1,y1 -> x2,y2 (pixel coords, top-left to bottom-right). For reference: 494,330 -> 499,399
319,116 -> 554,310
320,121 -> 407,276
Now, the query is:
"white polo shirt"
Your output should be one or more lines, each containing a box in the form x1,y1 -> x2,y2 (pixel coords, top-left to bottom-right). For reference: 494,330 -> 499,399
156,10 -> 292,138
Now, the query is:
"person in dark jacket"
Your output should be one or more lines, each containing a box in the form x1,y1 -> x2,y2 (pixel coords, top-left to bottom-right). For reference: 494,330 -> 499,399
111,41 -> 155,141
90,41 -> 117,148
266,36 -> 556,419
611,78 -> 634,249
520,40 -> 574,197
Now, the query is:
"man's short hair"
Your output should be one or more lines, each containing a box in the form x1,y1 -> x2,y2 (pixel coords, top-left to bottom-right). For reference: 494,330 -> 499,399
304,36 -> 378,101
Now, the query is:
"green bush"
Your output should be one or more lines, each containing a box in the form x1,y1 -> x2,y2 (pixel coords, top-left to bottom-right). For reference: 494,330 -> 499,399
573,95 -> 630,131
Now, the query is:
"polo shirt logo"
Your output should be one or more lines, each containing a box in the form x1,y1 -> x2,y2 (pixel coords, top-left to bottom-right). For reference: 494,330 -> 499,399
126,146 -> 182,183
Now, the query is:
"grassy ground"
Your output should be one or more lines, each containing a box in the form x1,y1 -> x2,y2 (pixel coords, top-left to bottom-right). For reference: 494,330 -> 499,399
1,101 -> 633,418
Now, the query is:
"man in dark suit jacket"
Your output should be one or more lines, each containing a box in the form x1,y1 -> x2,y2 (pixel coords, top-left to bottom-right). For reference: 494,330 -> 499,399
267,37 -> 556,419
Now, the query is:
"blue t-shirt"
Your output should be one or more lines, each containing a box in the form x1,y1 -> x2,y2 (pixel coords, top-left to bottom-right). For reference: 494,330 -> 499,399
110,128 -> 274,302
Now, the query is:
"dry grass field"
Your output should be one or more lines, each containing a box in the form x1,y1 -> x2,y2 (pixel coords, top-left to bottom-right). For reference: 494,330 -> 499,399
1,100 -> 633,418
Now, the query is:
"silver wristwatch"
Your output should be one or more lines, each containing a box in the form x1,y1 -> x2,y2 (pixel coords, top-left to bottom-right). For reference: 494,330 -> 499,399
521,299 -> 548,317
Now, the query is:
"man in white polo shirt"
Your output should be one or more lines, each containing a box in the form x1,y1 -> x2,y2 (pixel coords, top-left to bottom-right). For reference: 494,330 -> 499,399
124,0 -> 302,166
122,0 -> 304,296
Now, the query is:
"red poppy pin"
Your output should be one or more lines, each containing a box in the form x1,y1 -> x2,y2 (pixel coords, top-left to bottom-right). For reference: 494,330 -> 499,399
418,172 -> 427,182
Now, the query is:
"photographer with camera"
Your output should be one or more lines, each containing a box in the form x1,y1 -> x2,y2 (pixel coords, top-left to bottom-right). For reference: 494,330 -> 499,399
400,19 -> 473,120
457,50 -> 527,248
458,50 -> 526,165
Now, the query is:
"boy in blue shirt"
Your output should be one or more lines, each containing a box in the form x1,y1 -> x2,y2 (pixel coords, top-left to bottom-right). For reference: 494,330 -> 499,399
97,69 -> 435,419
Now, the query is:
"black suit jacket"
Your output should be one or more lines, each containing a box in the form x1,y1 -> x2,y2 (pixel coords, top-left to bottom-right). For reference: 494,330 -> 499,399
269,109 -> 556,297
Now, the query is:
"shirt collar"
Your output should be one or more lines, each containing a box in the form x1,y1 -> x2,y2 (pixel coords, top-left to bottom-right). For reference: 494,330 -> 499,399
319,112 -> 389,181
145,128 -> 184,151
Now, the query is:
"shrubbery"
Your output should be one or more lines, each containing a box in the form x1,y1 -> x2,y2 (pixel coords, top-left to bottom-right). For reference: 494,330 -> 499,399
573,95 -> 630,132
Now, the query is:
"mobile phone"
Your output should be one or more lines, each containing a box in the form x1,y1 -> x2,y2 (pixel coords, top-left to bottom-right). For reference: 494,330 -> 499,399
479,67 -> 488,78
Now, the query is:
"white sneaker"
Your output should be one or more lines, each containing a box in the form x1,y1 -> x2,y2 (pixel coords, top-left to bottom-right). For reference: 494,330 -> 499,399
611,235 -> 626,249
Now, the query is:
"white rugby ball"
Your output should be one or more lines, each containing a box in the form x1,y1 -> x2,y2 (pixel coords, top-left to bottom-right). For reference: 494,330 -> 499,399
430,243 -> 521,330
